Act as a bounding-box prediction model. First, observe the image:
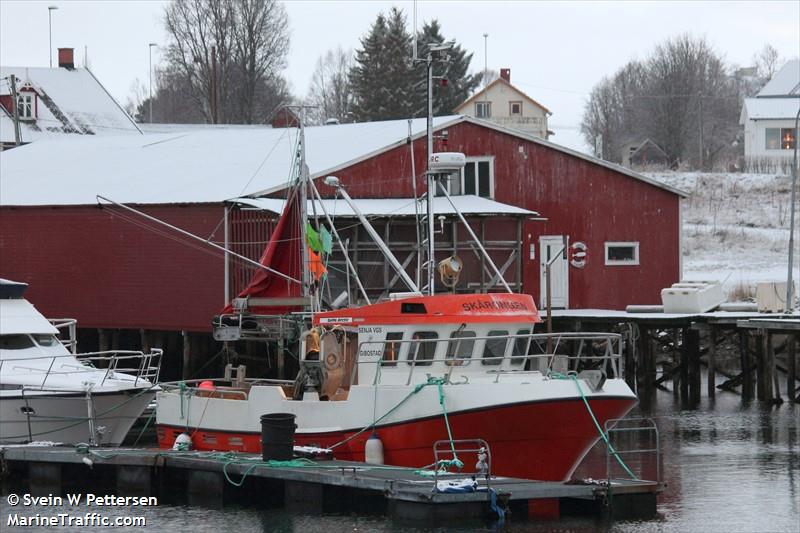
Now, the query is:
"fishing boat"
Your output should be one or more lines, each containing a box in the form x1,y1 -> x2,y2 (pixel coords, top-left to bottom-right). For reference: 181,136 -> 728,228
156,49 -> 637,481
0,279 -> 161,445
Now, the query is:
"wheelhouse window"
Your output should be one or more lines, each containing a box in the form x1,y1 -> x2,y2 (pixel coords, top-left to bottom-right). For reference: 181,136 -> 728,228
765,128 -> 796,150
32,334 -> 59,347
511,329 -> 531,366
509,101 -> 522,116
409,331 -> 438,366
475,101 -> 491,118
17,93 -> 35,120
605,242 -> 640,265
482,330 -> 508,366
445,330 -> 476,366
382,332 -> 403,367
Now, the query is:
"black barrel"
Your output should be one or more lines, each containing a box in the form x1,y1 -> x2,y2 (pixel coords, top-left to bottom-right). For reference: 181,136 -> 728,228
260,413 -> 297,461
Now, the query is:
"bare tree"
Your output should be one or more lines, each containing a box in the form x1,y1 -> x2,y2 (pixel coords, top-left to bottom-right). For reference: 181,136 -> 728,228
305,47 -> 354,125
162,0 -> 290,124
754,44 -> 781,80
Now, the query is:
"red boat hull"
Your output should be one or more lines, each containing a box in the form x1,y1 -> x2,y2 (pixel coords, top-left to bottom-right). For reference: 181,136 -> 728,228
158,396 -> 635,481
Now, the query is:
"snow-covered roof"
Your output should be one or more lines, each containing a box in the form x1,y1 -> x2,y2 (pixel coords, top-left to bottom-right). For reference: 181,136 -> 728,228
757,59 -> 800,97
740,97 -> 800,121
232,195 -> 538,218
0,114 -> 684,207
0,67 -> 141,144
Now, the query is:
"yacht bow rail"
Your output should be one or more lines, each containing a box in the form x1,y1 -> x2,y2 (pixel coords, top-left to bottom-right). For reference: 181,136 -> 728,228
48,318 -> 78,354
0,349 -> 163,389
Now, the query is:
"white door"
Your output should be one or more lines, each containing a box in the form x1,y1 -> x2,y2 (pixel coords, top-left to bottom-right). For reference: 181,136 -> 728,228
539,236 -> 568,309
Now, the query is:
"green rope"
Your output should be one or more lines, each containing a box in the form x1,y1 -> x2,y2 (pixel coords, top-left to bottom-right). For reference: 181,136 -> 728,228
132,408 -> 156,447
550,372 -> 637,480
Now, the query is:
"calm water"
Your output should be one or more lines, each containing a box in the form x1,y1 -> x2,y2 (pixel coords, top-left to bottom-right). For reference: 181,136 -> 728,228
3,388 -> 798,532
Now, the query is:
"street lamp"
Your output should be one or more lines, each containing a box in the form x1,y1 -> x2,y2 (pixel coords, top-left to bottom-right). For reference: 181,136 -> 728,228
148,43 -> 157,123
48,6 -> 58,68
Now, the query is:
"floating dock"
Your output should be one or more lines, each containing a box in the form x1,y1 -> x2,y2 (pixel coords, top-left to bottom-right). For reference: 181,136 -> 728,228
0,445 -> 659,524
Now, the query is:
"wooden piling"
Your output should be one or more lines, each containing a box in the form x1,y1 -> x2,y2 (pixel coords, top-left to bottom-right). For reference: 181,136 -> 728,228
739,331 -> 754,399
764,332 -> 779,402
689,328 -> 701,404
679,328 -> 691,401
789,334 -> 797,402
756,332 -> 766,401
673,329 -> 681,398
182,330 -> 191,380
707,326 -> 717,399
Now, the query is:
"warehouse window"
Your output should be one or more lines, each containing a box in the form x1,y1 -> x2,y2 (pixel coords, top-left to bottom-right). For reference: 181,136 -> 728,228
436,157 -> 494,198
605,242 -> 640,265
509,101 -> 522,115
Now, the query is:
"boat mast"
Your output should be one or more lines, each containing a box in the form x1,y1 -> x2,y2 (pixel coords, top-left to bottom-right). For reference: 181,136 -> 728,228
424,42 -> 454,296
298,112 -> 311,310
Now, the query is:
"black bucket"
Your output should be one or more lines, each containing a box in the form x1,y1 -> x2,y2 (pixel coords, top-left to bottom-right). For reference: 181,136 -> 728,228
260,413 -> 297,461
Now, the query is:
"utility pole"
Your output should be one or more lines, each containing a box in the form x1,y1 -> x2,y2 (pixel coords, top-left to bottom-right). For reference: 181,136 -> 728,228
148,43 -> 157,123
483,33 -> 489,117
698,95 -> 704,170
8,75 -> 22,146
48,6 -> 58,68
210,46 -> 218,124
786,108 -> 800,313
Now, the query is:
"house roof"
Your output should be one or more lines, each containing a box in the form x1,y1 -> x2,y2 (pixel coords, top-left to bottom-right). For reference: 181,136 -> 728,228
0,66 -> 141,143
232,195 -> 538,218
740,97 -> 800,121
0,114 -> 685,208
757,59 -> 800,97
455,77 -> 552,115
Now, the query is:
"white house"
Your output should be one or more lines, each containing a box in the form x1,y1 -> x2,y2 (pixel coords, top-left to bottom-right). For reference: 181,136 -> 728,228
0,48 -> 141,150
455,68 -> 551,139
740,59 -> 800,170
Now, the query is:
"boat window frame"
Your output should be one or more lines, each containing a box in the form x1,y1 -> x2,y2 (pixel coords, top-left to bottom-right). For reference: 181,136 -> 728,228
408,331 -> 438,367
482,330 -> 509,366
445,330 -> 476,367
382,332 -> 404,367
511,329 -> 531,366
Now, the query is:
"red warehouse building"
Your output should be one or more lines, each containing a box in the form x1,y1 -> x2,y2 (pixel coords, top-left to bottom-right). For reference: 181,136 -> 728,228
0,116 -> 685,342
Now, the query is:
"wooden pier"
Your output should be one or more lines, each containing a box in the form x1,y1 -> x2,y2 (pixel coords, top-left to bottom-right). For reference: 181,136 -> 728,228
0,445 -> 659,524
549,310 -> 799,405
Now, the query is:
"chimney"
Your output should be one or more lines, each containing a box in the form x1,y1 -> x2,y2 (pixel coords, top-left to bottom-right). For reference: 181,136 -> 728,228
58,48 -> 75,70
500,68 -> 511,83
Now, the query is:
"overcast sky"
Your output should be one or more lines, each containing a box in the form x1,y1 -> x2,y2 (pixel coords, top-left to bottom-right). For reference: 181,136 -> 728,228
1,0 -> 798,150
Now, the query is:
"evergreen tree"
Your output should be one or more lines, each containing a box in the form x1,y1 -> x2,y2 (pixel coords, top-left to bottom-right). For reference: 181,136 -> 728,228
350,8 -> 415,121
413,20 -> 482,116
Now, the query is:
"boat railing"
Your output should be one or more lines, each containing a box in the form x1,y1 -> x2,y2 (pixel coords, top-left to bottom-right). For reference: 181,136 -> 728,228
48,318 -> 78,354
0,349 -> 163,389
158,377 -> 294,399
604,417 -> 660,484
432,438 -> 492,494
355,331 -> 623,386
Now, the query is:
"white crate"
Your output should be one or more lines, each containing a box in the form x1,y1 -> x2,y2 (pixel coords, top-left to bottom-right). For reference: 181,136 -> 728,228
661,281 -> 725,313
756,282 -> 793,313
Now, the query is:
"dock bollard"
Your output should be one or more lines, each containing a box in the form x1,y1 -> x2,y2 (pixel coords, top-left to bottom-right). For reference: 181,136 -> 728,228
260,413 -> 297,461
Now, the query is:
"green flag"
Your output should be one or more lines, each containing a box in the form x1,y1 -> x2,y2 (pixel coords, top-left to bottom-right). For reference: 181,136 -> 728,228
320,226 -> 333,255
305,222 -> 322,253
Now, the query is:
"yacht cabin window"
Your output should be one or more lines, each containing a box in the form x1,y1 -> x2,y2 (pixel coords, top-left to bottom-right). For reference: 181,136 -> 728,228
32,334 -> 59,347
382,332 -> 403,367
445,330 -> 476,366
0,334 -> 36,350
482,331 -> 509,365
409,331 -> 438,366
511,329 -> 531,366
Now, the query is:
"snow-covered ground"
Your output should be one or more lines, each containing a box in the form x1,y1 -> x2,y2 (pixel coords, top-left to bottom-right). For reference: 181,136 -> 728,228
646,171 -> 798,300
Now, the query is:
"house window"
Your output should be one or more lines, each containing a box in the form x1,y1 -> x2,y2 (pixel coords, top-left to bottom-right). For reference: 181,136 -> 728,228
475,101 -> 491,118
605,242 -> 640,265
509,101 -> 522,116
16,93 -> 34,120
765,128 -> 796,150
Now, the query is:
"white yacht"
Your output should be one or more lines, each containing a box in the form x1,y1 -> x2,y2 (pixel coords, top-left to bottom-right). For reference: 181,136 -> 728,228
0,279 -> 161,445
